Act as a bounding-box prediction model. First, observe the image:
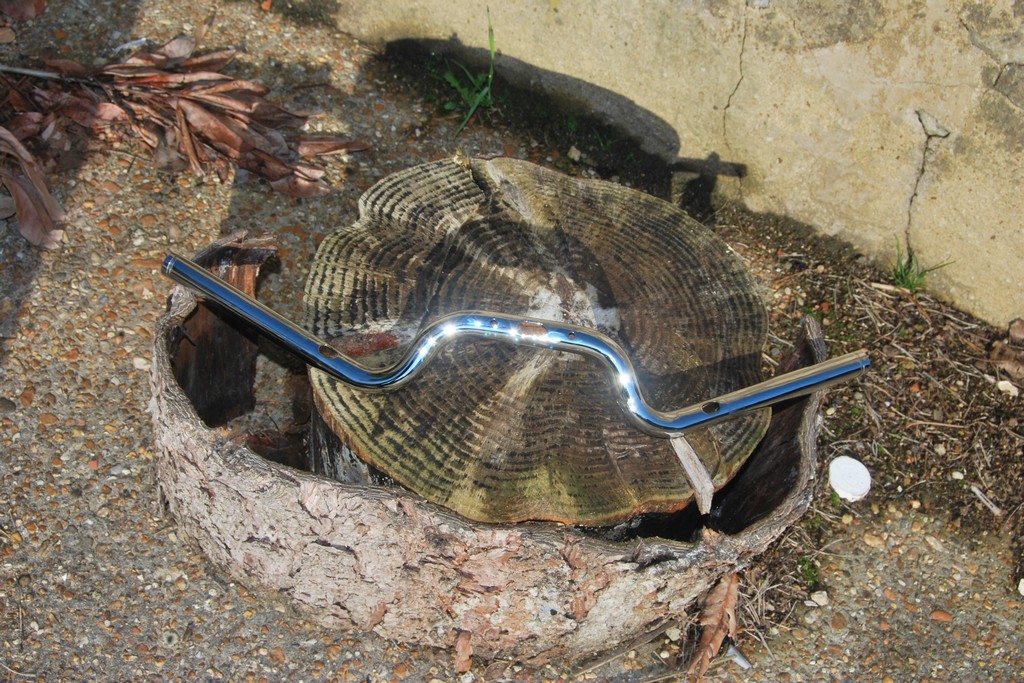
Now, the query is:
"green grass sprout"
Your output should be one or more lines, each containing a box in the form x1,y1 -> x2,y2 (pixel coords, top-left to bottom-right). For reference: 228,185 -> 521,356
891,240 -> 950,293
443,10 -> 496,134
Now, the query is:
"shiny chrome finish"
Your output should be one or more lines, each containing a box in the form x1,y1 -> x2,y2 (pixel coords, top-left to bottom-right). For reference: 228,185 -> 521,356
163,253 -> 870,438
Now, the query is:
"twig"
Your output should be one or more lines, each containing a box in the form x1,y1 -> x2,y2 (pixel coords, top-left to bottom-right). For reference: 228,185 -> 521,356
0,658 -> 35,679
969,485 -> 1004,516
905,420 -> 969,430
868,282 -> 901,295
0,64 -> 63,80
671,436 -> 714,515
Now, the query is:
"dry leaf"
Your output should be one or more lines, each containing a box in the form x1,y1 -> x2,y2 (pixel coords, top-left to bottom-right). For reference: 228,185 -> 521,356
0,171 -> 63,247
0,124 -> 64,247
2,111 -> 44,139
295,136 -> 372,158
0,12 -> 369,212
990,318 -> 1024,386
0,192 -> 16,218
685,572 -> 739,681
0,0 -> 47,21
453,630 -> 473,674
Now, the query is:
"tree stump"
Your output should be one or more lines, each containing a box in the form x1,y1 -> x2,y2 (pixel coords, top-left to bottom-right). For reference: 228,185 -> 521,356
304,157 -> 769,526
150,181 -> 830,668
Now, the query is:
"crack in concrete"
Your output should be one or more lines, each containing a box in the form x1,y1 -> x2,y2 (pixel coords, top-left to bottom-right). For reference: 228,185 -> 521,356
959,17 -> 1024,114
722,6 -> 749,195
991,63 -> 1024,115
905,110 -> 950,245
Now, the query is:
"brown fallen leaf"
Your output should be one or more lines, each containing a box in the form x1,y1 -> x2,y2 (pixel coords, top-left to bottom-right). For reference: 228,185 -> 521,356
1,12 -> 369,208
453,630 -> 473,674
0,0 -> 47,21
0,123 -> 64,248
990,318 -> 1024,386
685,572 -> 739,682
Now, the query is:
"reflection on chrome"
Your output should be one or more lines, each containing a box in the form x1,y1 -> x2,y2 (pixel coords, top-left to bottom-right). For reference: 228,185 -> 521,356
163,253 -> 869,438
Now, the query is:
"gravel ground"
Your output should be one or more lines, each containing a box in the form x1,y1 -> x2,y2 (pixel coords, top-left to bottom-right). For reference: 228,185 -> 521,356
2,1 -> 1022,681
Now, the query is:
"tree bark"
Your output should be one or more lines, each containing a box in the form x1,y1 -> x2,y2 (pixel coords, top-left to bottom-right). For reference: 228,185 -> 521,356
150,236 -> 827,664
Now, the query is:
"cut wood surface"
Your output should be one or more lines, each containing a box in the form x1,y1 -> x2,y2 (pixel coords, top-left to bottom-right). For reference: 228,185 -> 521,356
151,237 -> 829,666
304,157 -> 769,525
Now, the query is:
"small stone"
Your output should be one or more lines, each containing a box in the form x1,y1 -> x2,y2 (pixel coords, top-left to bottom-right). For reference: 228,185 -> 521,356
39,412 -> 58,426
935,443 -> 947,456
863,532 -> 885,548
0,397 -> 15,413
664,626 -> 681,642
810,590 -> 830,607
1018,578 -> 1024,597
132,357 -> 152,371
925,535 -> 944,552
831,612 -> 848,630
951,471 -> 964,480
996,380 -> 1019,397
930,609 -> 953,622
567,145 -> 582,162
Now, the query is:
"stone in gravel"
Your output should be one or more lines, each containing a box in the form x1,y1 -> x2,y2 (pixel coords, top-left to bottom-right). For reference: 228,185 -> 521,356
0,396 -> 15,413
930,610 -> 953,622
811,590 -> 830,606
863,532 -> 885,548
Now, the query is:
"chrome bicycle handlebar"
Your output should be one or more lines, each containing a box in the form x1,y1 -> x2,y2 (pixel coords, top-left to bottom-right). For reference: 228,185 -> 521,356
162,253 -> 869,438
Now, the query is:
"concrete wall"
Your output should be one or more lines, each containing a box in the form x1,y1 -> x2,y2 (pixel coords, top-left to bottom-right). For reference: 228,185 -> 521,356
335,0 -> 1023,326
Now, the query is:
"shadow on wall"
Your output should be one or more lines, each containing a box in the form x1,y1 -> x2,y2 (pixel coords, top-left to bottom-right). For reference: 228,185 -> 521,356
384,37 -> 746,225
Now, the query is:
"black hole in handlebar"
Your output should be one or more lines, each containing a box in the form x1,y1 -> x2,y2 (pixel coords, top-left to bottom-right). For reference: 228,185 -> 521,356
319,344 -> 340,359
702,401 -> 721,414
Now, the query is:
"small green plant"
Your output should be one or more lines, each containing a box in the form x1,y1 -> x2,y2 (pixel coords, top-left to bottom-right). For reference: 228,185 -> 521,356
592,128 -> 618,152
797,556 -> 820,590
442,10 -> 496,134
830,490 -> 843,510
891,240 -> 949,293
564,113 -> 579,134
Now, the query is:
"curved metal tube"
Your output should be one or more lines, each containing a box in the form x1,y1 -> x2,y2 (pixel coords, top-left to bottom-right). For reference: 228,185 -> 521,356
163,253 -> 869,438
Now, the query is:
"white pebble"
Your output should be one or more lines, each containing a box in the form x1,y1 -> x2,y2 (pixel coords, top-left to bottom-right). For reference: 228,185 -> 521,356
996,380 -> 1019,397
829,455 -> 871,502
